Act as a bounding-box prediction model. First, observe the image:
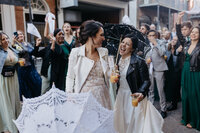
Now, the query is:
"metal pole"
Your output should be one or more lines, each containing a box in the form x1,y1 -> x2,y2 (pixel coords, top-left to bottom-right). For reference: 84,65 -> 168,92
168,8 -> 171,30
157,5 -> 160,30
55,0 -> 58,28
28,0 -> 34,44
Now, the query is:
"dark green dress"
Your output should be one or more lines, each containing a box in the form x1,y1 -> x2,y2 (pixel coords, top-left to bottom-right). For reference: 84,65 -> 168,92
181,52 -> 200,131
62,38 -> 75,76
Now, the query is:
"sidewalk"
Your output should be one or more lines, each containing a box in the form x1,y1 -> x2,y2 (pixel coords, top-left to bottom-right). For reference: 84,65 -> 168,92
155,102 -> 200,133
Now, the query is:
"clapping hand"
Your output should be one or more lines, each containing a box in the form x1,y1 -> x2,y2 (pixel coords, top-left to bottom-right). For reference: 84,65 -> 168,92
36,38 -> 42,47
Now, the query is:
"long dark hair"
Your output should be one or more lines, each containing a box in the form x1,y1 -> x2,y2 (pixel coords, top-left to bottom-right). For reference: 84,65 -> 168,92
79,20 -> 103,44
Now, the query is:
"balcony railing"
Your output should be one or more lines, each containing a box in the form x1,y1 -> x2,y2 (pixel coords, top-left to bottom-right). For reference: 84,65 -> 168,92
139,0 -> 187,11
190,14 -> 200,19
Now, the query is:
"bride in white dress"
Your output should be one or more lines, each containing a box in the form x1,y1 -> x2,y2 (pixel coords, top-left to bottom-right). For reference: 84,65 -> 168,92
114,34 -> 164,133
65,20 -> 112,109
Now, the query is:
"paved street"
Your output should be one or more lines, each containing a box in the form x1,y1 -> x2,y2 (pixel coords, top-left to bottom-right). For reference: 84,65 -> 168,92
154,102 -> 200,133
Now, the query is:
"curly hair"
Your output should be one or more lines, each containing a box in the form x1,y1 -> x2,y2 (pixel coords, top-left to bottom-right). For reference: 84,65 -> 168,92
79,20 -> 103,44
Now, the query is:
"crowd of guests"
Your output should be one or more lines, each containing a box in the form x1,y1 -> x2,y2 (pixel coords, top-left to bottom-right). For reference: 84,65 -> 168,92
0,11 -> 200,133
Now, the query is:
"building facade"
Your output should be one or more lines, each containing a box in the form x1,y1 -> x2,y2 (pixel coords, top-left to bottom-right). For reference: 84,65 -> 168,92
188,0 -> 200,26
0,0 -> 130,42
57,0 -> 129,29
137,0 -> 188,30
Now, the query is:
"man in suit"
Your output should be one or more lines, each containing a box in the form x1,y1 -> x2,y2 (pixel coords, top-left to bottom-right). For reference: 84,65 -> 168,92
137,23 -> 150,57
145,30 -> 168,118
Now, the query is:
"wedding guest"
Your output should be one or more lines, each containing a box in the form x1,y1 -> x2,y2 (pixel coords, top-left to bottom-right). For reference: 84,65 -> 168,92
66,20 -> 112,109
145,30 -> 168,118
0,32 -> 21,133
164,36 -> 181,111
32,38 -> 51,94
49,29 -> 67,91
114,34 -> 164,133
179,26 -> 200,130
12,30 -> 41,100
62,22 -> 75,50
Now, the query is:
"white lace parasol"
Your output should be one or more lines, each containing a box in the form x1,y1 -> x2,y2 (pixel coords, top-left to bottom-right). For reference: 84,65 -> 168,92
13,85 -> 116,133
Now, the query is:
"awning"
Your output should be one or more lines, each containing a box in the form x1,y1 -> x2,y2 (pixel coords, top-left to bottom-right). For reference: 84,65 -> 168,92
0,0 -> 28,7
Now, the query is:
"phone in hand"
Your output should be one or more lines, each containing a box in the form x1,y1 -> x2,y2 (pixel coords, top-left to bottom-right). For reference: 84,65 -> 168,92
13,32 -> 18,38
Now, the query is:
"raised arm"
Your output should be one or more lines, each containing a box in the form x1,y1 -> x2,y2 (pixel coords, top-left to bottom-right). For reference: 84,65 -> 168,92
44,15 -> 50,39
32,38 -> 46,57
176,12 -> 186,46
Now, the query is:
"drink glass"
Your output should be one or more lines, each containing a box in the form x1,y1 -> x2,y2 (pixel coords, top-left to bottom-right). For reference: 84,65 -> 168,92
18,58 -> 25,66
132,96 -> 138,107
110,70 -> 119,83
146,57 -> 151,64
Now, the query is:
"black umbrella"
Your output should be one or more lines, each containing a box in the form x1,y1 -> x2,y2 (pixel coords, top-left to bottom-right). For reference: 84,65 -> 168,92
103,24 -> 147,56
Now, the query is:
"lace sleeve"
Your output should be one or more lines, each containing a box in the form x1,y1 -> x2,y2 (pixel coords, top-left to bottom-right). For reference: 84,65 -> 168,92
66,48 -> 78,93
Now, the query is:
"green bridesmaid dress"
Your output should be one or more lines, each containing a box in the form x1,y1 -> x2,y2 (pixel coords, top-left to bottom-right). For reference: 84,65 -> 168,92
181,52 -> 200,131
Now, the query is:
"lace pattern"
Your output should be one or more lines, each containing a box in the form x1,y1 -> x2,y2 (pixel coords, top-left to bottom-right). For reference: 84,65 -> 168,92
81,60 -> 111,109
119,56 -> 131,72
118,56 -> 131,91
14,85 -> 116,133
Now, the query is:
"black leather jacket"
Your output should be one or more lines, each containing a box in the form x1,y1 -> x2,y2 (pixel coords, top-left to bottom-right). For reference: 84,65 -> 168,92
175,24 -> 200,72
117,54 -> 150,97
186,42 -> 200,72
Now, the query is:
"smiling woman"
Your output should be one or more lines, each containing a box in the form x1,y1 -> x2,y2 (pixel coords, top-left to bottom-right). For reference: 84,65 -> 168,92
65,20 -> 112,109
180,26 -> 200,131
12,30 -> 42,100
0,32 -> 21,133
114,34 -> 164,133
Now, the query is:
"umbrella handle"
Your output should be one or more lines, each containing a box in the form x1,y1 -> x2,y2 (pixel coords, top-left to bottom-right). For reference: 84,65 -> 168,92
115,36 -> 122,66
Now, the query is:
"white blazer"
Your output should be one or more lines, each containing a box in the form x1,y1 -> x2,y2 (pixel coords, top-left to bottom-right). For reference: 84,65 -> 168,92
65,45 -> 110,93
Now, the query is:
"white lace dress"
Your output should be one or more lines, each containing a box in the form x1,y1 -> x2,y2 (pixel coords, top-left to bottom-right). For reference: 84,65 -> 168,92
81,60 -> 111,110
114,56 -> 164,133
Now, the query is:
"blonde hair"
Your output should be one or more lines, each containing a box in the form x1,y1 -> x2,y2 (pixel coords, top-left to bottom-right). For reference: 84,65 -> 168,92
62,22 -> 73,35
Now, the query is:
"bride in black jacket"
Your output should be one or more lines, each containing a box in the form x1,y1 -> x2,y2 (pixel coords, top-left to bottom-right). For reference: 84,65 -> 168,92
114,34 -> 164,133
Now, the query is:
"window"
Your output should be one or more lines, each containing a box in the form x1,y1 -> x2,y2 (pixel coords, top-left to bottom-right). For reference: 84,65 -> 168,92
24,0 -> 48,14
24,0 -> 49,45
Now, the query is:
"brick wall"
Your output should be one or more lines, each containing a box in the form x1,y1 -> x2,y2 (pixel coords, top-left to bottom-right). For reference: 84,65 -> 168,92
15,6 -> 24,32
15,0 -> 56,33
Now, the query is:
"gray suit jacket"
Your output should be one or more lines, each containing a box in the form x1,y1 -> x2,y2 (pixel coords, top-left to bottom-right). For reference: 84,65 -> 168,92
145,39 -> 168,72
